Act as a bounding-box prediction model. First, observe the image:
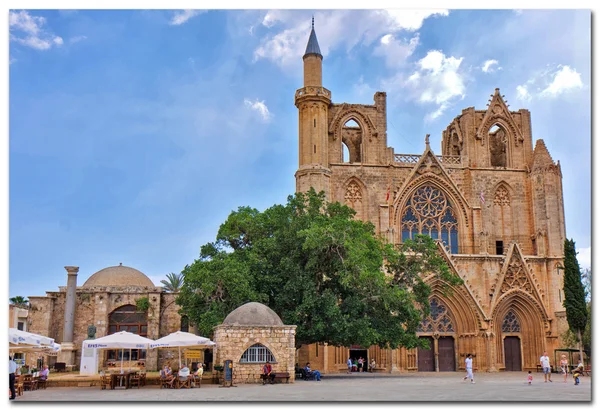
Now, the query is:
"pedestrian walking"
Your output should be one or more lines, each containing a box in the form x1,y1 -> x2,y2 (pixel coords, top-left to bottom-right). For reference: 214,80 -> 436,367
346,357 -> 352,374
462,353 -> 475,384
560,355 -> 569,383
539,351 -> 552,382
527,371 -> 533,385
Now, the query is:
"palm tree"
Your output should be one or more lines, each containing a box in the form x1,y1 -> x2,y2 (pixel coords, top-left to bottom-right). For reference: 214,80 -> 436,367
10,296 -> 29,308
160,272 -> 184,292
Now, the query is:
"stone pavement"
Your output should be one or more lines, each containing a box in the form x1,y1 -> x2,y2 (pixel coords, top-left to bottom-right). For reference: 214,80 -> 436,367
15,372 -> 591,402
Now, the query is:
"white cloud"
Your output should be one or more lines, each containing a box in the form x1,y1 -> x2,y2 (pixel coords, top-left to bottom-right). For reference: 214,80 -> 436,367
516,65 -> 584,101
374,33 -> 420,68
384,9 -> 449,31
516,85 -> 531,102
404,50 -> 466,121
541,65 -> 583,96
9,10 -> 63,50
577,246 -> 591,270
254,10 -> 449,68
169,10 -> 204,26
69,35 -> 87,44
482,59 -> 499,73
244,98 -> 272,122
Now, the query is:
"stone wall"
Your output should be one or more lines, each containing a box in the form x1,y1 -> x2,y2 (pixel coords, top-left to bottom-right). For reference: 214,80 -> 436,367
213,325 -> 296,384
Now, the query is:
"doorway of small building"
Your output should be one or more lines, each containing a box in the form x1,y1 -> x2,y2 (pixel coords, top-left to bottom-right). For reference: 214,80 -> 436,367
418,336 -> 435,372
438,336 -> 456,371
503,336 -> 522,371
349,349 -> 368,372
204,348 -> 213,372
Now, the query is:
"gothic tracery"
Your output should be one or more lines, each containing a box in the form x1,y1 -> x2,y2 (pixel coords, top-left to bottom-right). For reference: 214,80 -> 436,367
494,186 -> 510,206
401,186 -> 459,253
500,254 -> 533,294
418,297 -> 455,333
501,311 -> 521,333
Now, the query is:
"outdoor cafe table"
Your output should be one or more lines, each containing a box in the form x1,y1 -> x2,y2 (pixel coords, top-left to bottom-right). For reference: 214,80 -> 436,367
110,371 -> 136,390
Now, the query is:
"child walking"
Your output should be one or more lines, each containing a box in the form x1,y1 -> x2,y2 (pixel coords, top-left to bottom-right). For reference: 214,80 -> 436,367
527,371 -> 533,385
462,353 -> 475,384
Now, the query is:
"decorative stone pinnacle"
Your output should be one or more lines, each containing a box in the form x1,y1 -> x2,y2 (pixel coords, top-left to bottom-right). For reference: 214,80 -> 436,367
425,134 -> 430,147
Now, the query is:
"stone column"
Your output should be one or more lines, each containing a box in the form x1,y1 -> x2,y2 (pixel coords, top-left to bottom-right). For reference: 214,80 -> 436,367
59,266 -> 79,366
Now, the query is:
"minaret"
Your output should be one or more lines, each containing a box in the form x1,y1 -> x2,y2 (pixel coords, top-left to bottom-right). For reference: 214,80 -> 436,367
295,18 -> 332,199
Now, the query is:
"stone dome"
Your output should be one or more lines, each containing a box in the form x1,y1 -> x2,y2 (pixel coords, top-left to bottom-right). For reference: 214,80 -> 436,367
222,302 -> 284,326
82,263 -> 155,288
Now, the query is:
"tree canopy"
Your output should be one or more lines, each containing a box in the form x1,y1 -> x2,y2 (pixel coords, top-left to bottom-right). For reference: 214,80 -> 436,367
10,296 -> 29,308
177,189 -> 461,348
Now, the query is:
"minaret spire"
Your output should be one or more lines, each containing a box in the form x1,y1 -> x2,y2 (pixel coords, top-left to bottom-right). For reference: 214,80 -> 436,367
304,17 -> 322,58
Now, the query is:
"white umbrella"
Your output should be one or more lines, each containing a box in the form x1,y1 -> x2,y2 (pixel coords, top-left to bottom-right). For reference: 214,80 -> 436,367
9,328 -> 54,347
9,342 -> 61,355
150,331 -> 215,368
83,331 -> 153,373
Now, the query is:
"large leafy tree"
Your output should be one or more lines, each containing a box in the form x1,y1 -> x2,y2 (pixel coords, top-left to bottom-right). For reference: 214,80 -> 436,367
10,296 -> 29,308
160,272 -> 184,292
178,188 -> 461,348
562,239 -> 588,362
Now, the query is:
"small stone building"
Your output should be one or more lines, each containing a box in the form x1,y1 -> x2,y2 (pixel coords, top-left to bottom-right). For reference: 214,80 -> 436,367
213,302 -> 296,384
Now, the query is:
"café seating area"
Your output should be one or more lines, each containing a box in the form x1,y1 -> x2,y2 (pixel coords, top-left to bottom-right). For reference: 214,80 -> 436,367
14,373 -> 49,397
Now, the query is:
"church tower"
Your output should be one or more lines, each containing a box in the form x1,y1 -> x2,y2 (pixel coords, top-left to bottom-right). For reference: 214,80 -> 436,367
295,19 -> 333,199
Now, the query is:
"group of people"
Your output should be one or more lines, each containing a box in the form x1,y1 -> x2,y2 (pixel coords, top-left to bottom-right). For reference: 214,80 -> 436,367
540,351 -> 585,385
159,362 -> 204,388
463,351 -> 587,386
346,357 -> 376,373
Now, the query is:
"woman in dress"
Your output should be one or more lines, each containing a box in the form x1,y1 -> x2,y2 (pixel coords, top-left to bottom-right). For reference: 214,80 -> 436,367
560,355 -> 569,383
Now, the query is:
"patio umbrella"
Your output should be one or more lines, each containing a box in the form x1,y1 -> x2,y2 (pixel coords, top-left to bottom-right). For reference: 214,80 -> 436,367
150,331 -> 215,368
82,331 -> 153,373
9,342 -> 61,355
9,328 -> 54,347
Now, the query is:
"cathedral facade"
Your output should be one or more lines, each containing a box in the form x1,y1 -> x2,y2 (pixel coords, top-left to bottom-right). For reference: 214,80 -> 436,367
295,24 -> 568,373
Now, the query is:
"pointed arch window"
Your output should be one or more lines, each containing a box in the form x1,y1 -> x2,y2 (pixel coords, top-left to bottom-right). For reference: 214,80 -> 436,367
501,311 -> 520,333
417,297 -> 455,333
401,186 -> 459,253
240,343 -> 276,363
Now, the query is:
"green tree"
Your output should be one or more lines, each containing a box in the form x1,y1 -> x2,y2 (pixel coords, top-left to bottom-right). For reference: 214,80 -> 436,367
160,272 -> 184,292
563,239 -> 588,362
178,189 -> 461,348
10,296 -> 29,308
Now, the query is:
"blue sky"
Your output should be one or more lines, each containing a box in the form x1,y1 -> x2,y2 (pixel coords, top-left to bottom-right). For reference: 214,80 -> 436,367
8,9 -> 591,298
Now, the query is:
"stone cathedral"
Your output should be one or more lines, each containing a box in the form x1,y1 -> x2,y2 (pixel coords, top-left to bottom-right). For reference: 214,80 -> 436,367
295,24 -> 568,373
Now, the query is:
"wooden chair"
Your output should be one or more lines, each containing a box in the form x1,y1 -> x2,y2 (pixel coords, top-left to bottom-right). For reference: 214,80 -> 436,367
37,378 -> 47,390
22,374 -> 33,391
139,372 -> 147,387
15,377 -> 24,397
159,374 -> 175,389
178,376 -> 191,389
129,373 -> 141,389
192,373 -> 202,388
100,374 -> 112,390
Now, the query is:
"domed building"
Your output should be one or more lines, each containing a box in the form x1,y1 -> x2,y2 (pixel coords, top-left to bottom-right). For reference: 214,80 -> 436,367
213,302 -> 296,384
26,263 -> 188,371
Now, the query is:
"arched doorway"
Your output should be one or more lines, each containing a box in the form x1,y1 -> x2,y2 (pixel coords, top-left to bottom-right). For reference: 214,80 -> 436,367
502,311 -> 522,371
417,297 -> 456,372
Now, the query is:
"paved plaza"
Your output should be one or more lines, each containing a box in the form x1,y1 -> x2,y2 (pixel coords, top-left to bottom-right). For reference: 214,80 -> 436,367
15,372 -> 591,402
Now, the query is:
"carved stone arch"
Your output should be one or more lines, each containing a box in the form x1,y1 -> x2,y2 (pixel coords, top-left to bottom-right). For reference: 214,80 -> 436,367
492,290 -> 547,370
342,176 -> 368,221
445,118 -> 464,155
393,175 -> 470,234
330,108 -> 378,142
423,278 -> 483,332
478,113 -> 524,146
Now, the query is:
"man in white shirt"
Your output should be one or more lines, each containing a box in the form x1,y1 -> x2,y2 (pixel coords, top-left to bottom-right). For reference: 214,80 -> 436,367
462,353 -> 475,384
9,356 -> 18,400
540,351 -> 552,382
178,364 -> 190,382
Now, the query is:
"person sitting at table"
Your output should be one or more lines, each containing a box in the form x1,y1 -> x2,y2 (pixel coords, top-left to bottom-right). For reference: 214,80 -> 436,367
40,365 -> 50,381
160,365 -> 176,388
304,362 -> 321,381
179,364 -> 191,381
